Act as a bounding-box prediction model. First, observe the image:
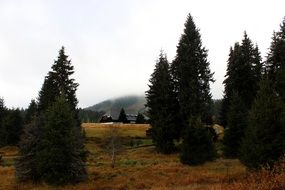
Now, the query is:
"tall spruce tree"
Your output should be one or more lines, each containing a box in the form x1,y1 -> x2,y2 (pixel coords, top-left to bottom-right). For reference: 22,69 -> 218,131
16,47 -> 86,184
239,33 -> 263,108
37,95 -> 87,185
265,18 -> 285,101
146,51 -> 180,154
220,33 -> 262,127
223,92 -> 248,158
38,47 -> 78,113
171,14 -> 215,164
171,14 -> 214,128
220,44 -> 241,127
240,78 -> 285,170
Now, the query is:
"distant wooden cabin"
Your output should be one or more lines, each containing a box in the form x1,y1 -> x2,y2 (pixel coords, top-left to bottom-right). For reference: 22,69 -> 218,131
99,115 -> 113,123
126,114 -> 137,124
99,114 -> 138,124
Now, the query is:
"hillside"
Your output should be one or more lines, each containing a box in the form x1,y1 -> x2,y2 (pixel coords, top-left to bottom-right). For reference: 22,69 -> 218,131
85,95 -> 146,119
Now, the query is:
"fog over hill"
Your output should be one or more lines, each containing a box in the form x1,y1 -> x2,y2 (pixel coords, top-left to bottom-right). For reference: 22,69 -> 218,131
85,95 -> 146,119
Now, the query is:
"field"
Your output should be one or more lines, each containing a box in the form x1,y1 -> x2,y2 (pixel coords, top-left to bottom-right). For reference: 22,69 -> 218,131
0,123 -> 284,190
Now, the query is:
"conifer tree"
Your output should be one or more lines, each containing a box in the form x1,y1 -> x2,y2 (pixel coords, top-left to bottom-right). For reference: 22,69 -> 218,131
220,33 -> 262,127
16,47 -> 86,184
118,108 -> 128,123
265,18 -> 285,101
146,51 -> 180,154
16,115 -> 43,181
38,47 -> 78,113
223,92 -> 248,158
239,33 -> 263,108
37,95 -> 87,185
38,74 -> 58,112
180,117 -> 216,165
220,44 -> 241,127
240,78 -> 285,170
171,14 -> 214,128
16,100 -> 40,181
170,14 -> 216,163
24,100 -> 38,124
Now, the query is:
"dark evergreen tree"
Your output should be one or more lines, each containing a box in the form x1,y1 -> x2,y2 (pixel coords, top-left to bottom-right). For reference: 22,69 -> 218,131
38,74 -> 59,112
180,117 -> 216,165
135,113 -> 145,124
171,14 -> 214,128
220,33 -> 262,127
240,78 -> 285,170
50,47 -> 78,110
16,47 -> 86,184
16,115 -> 43,181
24,100 -> 38,124
146,51 -> 180,154
239,33 -> 263,108
220,44 -> 241,127
223,92 -> 248,158
118,108 -> 128,123
37,95 -> 87,185
38,47 -> 78,113
252,45 -> 264,82
265,18 -> 285,101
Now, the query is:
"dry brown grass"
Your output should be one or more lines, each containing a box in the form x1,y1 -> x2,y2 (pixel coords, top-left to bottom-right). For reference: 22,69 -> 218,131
0,146 -> 19,157
0,123 -> 283,190
82,123 -> 150,138
223,157 -> 285,190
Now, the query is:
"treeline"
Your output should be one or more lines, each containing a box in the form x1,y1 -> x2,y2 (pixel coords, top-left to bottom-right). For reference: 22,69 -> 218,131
146,13 -> 285,169
0,100 -> 103,152
78,108 -> 105,123
0,100 -> 23,147
0,102 -> 102,149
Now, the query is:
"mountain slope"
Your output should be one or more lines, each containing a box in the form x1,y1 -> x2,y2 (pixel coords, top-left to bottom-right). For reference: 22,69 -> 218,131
85,95 -> 146,119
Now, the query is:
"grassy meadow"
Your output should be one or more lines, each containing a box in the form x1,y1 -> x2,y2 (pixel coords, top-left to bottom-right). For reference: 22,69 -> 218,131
0,123 -> 284,190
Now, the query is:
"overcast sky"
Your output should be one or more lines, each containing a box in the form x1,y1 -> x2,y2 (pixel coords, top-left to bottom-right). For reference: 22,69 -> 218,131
0,0 -> 284,108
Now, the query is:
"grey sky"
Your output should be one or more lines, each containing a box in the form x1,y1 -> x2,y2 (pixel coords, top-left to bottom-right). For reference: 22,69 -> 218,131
0,0 -> 284,108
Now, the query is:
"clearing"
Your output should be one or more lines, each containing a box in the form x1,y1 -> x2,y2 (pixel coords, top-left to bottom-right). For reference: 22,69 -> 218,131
0,123 -> 247,190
